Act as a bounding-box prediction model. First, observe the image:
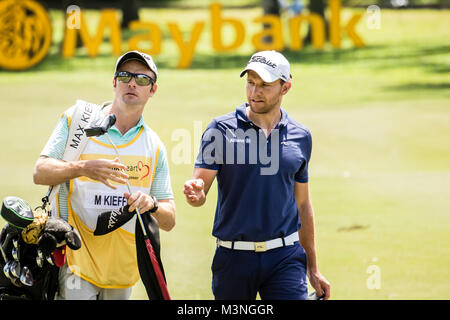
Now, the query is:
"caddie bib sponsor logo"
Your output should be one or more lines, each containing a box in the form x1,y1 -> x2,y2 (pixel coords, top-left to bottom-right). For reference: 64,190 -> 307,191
0,0 -> 52,70
78,154 -> 153,188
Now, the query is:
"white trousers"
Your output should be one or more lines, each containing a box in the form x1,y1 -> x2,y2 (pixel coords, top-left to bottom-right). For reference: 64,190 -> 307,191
57,264 -> 133,300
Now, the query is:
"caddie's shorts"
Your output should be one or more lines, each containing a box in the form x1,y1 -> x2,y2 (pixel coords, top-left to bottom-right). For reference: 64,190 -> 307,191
211,242 -> 308,300
57,264 -> 132,300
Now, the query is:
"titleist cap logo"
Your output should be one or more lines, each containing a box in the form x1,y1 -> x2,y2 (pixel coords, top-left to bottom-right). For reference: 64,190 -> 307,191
141,52 -> 152,61
248,55 -> 277,69
240,50 -> 290,82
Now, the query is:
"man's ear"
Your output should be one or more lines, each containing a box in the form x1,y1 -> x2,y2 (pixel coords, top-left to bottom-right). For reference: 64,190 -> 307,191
112,77 -> 116,88
149,83 -> 158,97
282,81 -> 291,95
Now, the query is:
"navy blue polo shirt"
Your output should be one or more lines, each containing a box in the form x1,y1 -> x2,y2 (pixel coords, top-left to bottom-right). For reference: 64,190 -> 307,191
195,103 -> 312,242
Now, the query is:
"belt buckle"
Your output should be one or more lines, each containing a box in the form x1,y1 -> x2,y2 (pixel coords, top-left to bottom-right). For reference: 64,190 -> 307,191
254,242 -> 267,252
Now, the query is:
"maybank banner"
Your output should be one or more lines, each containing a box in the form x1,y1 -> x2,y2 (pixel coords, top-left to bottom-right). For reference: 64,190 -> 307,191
0,0 -> 365,71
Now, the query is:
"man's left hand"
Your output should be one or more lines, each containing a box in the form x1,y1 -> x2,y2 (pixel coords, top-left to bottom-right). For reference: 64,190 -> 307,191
124,191 -> 156,213
308,269 -> 331,300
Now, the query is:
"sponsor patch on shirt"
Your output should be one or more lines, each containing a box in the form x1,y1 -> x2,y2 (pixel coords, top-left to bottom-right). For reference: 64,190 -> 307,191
78,154 -> 153,188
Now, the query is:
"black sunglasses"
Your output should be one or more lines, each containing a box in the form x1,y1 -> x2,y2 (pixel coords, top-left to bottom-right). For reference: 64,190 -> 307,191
114,71 -> 155,86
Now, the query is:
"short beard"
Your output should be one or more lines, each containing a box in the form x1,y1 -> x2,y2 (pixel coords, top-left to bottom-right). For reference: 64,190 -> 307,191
248,95 -> 281,115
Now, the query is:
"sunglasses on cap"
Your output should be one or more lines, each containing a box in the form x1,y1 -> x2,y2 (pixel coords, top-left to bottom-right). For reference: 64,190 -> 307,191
114,71 -> 155,86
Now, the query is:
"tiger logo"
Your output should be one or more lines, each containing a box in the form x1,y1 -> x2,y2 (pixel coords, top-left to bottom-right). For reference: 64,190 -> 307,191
0,0 -> 52,70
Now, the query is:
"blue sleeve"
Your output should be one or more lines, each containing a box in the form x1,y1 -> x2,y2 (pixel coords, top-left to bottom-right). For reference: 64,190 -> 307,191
40,115 -> 69,160
194,119 -> 222,171
294,130 -> 312,183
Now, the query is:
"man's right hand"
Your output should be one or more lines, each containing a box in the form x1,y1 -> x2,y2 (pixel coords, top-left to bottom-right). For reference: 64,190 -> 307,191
80,157 -> 129,189
184,178 -> 205,207
34,156 -> 128,188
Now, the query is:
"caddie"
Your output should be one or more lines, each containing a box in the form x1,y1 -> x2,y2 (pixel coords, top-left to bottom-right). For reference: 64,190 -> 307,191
33,51 -> 176,300
184,50 -> 330,300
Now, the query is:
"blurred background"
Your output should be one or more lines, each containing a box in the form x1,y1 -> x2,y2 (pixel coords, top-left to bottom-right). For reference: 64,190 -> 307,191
0,0 -> 449,299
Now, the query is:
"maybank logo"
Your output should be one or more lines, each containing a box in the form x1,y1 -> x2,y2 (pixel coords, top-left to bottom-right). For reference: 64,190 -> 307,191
62,0 -> 365,68
0,0 -> 52,70
0,0 -> 366,71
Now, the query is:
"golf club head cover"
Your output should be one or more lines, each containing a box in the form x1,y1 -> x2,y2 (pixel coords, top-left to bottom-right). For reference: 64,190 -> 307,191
51,246 -> 67,268
38,218 -> 81,256
22,207 -> 48,245
94,205 -> 135,236
1,196 -> 34,230
135,211 -> 166,300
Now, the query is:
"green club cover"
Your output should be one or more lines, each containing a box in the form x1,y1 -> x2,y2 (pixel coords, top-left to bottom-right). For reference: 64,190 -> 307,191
1,196 -> 34,230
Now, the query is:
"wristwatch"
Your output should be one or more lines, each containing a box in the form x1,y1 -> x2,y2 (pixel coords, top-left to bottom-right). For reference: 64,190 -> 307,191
149,195 -> 158,213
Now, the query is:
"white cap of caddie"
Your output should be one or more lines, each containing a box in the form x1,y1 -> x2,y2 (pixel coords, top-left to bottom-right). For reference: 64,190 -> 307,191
240,50 -> 291,83
115,50 -> 158,81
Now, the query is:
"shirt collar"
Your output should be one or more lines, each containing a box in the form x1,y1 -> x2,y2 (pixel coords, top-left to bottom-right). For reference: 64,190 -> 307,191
279,108 -> 289,127
101,101 -> 145,138
236,103 -> 251,123
236,103 -> 289,128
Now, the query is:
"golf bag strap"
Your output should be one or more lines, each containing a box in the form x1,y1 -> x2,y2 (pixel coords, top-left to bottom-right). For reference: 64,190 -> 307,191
48,100 -> 103,217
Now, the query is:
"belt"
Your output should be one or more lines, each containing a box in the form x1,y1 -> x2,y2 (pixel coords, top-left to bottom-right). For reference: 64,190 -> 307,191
216,232 -> 299,252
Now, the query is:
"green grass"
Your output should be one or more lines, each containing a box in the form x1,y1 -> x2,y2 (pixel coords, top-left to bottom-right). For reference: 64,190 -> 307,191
0,7 -> 449,299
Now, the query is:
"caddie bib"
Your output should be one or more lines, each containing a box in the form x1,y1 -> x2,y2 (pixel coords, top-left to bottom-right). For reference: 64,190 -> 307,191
66,125 -> 161,288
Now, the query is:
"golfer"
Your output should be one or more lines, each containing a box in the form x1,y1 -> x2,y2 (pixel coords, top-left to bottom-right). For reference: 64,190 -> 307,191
184,50 -> 330,300
33,51 -> 176,300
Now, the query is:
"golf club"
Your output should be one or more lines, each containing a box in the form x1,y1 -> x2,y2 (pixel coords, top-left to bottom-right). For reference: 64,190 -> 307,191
9,260 -> 21,280
85,114 -> 171,300
11,247 -> 18,261
308,291 -> 325,300
1,232 -> 15,279
3,261 -> 13,279
36,249 -> 44,268
36,256 -> 43,268
19,266 -> 34,287
7,267 -> 22,287
0,241 -> 8,264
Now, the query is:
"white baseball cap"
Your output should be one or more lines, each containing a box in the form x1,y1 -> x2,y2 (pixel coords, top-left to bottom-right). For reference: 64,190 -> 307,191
240,50 -> 291,83
115,50 -> 158,81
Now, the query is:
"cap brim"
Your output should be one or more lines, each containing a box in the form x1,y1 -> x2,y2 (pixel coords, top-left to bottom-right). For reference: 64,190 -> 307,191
239,64 -> 279,83
116,52 -> 144,69
116,52 -> 157,78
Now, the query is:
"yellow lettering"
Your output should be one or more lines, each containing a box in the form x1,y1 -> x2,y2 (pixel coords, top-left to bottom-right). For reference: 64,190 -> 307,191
289,14 -> 325,50
54,1 -> 366,69
329,0 -> 341,49
210,3 -> 245,52
128,21 -> 162,54
345,13 -> 365,47
330,0 -> 365,49
167,21 -> 205,68
62,9 -> 122,58
251,15 -> 284,51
